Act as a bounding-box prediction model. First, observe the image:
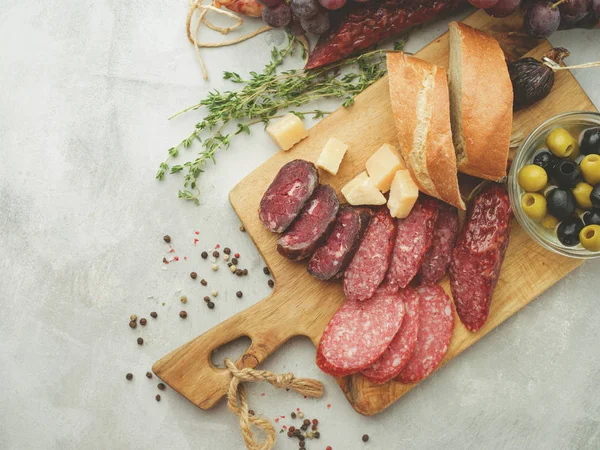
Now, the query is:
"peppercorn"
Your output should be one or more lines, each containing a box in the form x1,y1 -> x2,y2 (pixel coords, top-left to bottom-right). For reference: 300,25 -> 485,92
137,337 -> 144,345
223,254 -> 230,261
287,431 -> 294,438
224,248 -> 231,255
289,426 -> 296,432
263,266 -> 270,275
212,251 -> 220,258
297,412 -> 304,419
312,419 -> 318,425
150,311 -> 158,318
230,265 -> 237,273
248,409 -> 255,416
129,321 -> 137,329
235,269 -> 243,276
157,383 -> 166,390
204,296 -> 210,303
231,258 -> 238,265
146,372 -> 153,379
234,253 -> 240,258
303,419 -> 310,426
236,291 -> 243,298
162,257 -> 168,264
201,279 -> 207,286
298,435 -> 305,441
291,412 -> 296,419
190,272 -> 197,279
294,430 -> 301,437
227,262 -> 233,267
326,446 -> 331,450
239,225 -> 245,232
242,269 -> 248,276
362,434 -> 369,442
268,280 -> 274,288
130,314 -> 137,321
301,424 -> 308,431
180,295 -> 187,304
314,432 -> 320,439
179,311 -> 187,318
155,394 -> 161,402
163,235 -> 171,243
207,301 -> 215,309
140,318 -> 147,326
211,290 -> 218,297
201,251 -> 208,259
211,264 -> 219,271
299,442 -> 305,448
126,373 -> 133,380
311,424 -> 317,431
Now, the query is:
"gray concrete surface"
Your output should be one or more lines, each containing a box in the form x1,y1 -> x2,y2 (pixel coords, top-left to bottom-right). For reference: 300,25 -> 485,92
1,1 -> 599,449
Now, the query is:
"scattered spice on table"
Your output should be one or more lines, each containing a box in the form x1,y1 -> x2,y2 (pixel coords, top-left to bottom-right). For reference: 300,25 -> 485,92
297,411 -> 304,419
326,446 -> 332,450
155,394 -> 161,402
157,383 -> 166,390
126,373 -> 133,380
179,311 -> 187,318
362,434 -> 369,442
162,257 -> 169,264
211,290 -> 218,297
150,311 -> 158,318
130,314 -> 137,321
137,337 -> 144,346
248,409 -> 254,416
140,318 -> 147,326
235,269 -> 243,276
180,295 -> 188,304
129,321 -> 137,329
207,301 -> 215,309
231,257 -> 238,265
163,235 -> 171,243
291,412 -> 296,419
230,265 -> 237,273
212,251 -> 220,258
268,280 -> 274,288
314,432 -> 320,439
234,253 -> 240,258
190,272 -> 197,279
303,419 -> 310,426
201,279 -> 207,286
223,254 -> 230,261
236,291 -> 243,298
211,264 -> 219,271
263,266 -> 270,275
204,296 -> 210,303
326,404 -> 331,409
146,372 -> 153,379
223,248 -> 231,255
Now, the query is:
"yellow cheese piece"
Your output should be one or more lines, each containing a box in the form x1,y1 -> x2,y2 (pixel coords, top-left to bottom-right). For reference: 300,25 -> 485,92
342,171 -> 386,206
366,144 -> 406,192
316,138 -> 348,175
387,170 -> 419,218
266,113 -> 308,151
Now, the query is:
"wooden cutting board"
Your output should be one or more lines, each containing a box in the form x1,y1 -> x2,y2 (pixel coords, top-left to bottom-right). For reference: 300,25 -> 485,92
153,10 -> 597,416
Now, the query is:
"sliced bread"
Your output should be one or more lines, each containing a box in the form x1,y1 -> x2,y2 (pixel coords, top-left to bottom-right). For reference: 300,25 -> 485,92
448,22 -> 513,181
386,52 -> 465,210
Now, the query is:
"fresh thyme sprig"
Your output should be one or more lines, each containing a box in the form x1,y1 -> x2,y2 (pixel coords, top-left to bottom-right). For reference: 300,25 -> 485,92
157,34 -> 407,205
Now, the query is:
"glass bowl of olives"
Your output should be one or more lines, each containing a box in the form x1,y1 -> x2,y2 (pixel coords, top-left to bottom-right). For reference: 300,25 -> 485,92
508,111 -> 600,259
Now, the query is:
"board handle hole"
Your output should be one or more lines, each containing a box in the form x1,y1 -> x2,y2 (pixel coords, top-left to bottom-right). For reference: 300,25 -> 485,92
211,336 -> 252,368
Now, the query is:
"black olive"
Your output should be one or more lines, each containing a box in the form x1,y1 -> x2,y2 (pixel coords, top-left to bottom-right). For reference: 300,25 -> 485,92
552,160 -> 582,188
580,127 -> 600,155
583,209 -> 600,226
591,185 -> 600,209
546,188 -> 576,220
557,217 -> 584,247
532,150 -> 558,174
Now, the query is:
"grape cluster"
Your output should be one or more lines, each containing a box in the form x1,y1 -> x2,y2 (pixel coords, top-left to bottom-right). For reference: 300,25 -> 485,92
259,0 -> 347,34
469,0 -> 600,38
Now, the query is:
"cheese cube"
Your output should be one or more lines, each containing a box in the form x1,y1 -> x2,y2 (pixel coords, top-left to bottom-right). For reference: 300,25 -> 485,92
366,144 -> 406,192
387,170 -> 419,219
342,171 -> 386,206
316,138 -> 348,175
266,113 -> 308,151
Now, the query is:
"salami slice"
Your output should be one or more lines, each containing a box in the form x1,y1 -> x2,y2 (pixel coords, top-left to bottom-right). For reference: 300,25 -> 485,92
418,202 -> 459,285
259,160 -> 319,233
361,288 -> 419,384
308,207 -> 371,280
449,183 -> 512,332
316,288 -> 406,377
384,197 -> 439,290
277,185 -> 340,261
343,208 -> 397,302
396,285 -> 454,384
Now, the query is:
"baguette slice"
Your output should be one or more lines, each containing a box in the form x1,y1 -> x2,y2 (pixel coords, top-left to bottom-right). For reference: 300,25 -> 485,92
387,52 -> 465,210
448,22 -> 513,181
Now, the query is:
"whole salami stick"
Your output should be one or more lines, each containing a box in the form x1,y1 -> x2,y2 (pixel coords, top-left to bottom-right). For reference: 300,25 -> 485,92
305,0 -> 467,70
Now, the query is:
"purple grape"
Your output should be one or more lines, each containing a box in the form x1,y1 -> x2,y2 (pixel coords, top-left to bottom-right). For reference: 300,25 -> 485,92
560,11 -> 588,27
525,2 -> 561,38
593,0 -> 600,17
257,0 -> 283,7
559,0 -> 591,16
286,16 -> 305,36
468,0 -> 499,7
300,12 -> 330,34
319,0 -> 347,10
291,0 -> 320,19
486,0 -> 520,17
262,3 -> 292,28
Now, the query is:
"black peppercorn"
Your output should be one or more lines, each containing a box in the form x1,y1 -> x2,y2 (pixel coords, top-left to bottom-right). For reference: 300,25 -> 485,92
362,434 -> 369,442
248,409 -> 255,416
163,235 -> 171,243
157,383 -> 166,391
201,279 -> 207,286
190,272 -> 197,279
212,251 -> 220,258
155,394 -> 161,402
236,291 -> 243,298
298,435 -> 305,441
207,301 -> 215,309
137,337 -> 144,345
239,226 -> 245,232
242,269 -> 248,276
201,251 -> 208,259
263,266 -> 270,275
231,258 -> 238,265
314,432 -> 320,439
129,321 -> 137,329
224,248 -> 231,255
287,431 -> 294,438
235,269 -> 243,276
146,372 -> 153,379
268,279 -> 274,288
291,412 -> 297,419
299,442 -> 305,448
303,419 -> 310,426
150,311 -> 157,318
140,318 -> 147,326
179,311 -> 187,318
301,424 -> 308,431
126,373 -> 133,380
204,296 -> 210,303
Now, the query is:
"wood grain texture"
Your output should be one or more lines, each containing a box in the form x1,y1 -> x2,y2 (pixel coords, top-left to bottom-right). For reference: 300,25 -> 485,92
153,10 -> 596,416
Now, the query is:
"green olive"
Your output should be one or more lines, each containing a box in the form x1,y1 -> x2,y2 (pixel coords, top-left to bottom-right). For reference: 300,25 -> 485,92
522,193 -> 547,221
546,128 -> 578,158
580,224 -> 600,252
541,215 -> 559,229
580,154 -> 600,186
518,164 -> 548,192
572,182 -> 594,209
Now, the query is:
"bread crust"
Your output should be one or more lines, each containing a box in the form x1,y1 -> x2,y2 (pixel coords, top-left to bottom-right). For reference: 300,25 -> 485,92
387,52 -> 465,210
449,22 -> 513,181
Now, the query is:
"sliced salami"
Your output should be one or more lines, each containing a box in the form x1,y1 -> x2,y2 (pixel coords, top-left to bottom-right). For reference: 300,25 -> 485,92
449,183 -> 512,332
361,288 -> 419,384
418,202 -> 459,285
343,208 -> 397,302
396,285 -> 454,384
316,288 -> 406,377
277,185 -> 340,261
384,197 -> 439,290
259,160 -> 319,233
308,207 -> 371,280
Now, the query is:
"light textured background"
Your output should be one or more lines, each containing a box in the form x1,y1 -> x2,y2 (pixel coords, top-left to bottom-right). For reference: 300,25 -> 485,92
1,1 -> 599,449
